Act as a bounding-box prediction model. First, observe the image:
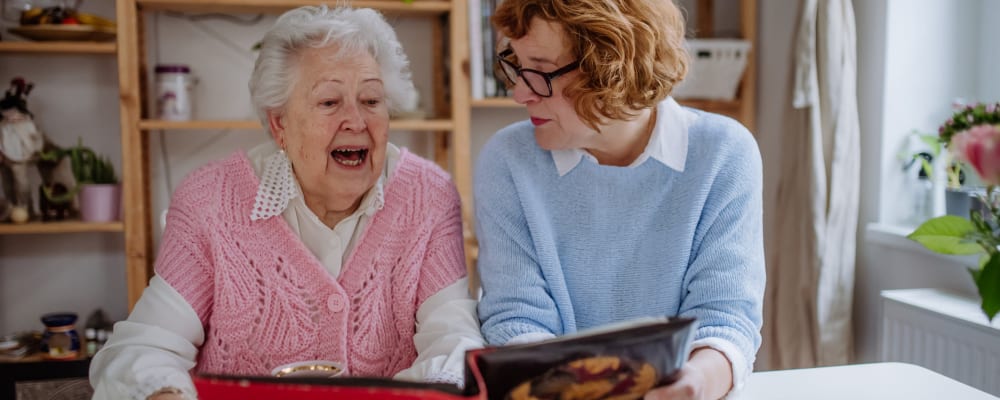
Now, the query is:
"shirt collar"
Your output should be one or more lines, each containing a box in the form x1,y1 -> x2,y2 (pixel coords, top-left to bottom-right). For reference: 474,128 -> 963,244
551,97 -> 696,176
248,141 -> 393,221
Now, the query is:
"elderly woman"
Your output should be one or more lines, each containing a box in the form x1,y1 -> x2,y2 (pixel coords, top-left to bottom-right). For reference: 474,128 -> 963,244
90,6 -> 482,399
474,1 -> 765,399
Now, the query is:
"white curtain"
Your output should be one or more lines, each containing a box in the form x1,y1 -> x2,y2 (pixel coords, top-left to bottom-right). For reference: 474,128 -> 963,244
762,0 -> 860,369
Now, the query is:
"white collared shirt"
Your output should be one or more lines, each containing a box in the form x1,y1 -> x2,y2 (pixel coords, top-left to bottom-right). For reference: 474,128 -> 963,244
91,142 -> 483,400
550,97 -> 696,176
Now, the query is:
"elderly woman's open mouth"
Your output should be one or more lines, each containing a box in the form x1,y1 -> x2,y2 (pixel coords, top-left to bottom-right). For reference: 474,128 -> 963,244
330,147 -> 368,168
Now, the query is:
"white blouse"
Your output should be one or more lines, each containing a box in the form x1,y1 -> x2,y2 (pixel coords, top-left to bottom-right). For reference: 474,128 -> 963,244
90,142 -> 484,400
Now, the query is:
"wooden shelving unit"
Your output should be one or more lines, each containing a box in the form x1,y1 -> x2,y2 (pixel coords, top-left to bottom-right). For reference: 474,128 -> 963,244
137,118 -> 456,132
116,0 -> 474,307
0,43 -> 123,233
0,221 -> 124,235
472,96 -> 746,119
467,0 -> 756,132
685,0 -> 757,132
0,41 -> 116,54
136,0 -> 451,14
0,31 -> 120,389
471,97 -> 523,108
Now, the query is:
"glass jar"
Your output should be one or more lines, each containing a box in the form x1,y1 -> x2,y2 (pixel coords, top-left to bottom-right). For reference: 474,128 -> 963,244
155,64 -> 194,121
40,312 -> 80,360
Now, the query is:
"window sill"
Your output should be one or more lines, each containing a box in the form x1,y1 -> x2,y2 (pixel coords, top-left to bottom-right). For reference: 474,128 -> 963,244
865,222 -> 980,268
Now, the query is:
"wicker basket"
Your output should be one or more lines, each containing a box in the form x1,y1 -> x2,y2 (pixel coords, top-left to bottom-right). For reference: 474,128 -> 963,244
672,39 -> 751,101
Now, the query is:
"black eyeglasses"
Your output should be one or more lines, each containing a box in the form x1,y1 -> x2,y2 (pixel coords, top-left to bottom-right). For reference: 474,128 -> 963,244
497,48 -> 580,97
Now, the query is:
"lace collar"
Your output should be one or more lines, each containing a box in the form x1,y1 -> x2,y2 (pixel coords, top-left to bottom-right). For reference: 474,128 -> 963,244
249,144 -> 388,221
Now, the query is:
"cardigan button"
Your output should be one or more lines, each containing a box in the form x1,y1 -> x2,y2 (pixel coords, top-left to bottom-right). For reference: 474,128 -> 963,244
327,295 -> 345,312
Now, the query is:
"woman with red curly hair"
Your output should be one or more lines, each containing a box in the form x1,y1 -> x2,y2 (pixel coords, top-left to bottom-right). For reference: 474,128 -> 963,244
474,1 -> 765,399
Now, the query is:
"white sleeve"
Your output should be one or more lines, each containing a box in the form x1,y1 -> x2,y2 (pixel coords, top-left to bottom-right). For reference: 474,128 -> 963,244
393,277 -> 485,387
90,276 -> 205,400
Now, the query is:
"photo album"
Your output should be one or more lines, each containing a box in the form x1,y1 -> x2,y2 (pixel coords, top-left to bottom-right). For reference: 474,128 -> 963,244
194,317 -> 697,400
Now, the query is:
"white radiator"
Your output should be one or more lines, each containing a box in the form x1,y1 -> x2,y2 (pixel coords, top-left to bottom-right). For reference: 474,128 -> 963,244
881,289 -> 1000,396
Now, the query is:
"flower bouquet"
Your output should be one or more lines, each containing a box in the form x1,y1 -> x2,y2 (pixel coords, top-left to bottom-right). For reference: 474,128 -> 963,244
908,102 -> 1000,321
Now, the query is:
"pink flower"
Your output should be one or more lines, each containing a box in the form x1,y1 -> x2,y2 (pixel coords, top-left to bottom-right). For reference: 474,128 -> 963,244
950,124 -> 1000,185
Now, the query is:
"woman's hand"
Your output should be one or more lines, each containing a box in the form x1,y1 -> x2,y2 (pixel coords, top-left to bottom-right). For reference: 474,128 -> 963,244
644,347 -> 733,400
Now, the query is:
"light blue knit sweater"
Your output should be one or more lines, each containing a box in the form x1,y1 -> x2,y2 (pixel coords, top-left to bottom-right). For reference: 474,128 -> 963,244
474,107 -> 765,370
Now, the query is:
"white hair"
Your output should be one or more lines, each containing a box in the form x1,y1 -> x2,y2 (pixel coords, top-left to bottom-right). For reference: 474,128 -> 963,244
249,6 -> 418,133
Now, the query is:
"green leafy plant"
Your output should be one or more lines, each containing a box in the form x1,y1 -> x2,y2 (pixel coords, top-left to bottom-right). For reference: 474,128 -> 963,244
39,138 -> 119,203
901,131 -> 962,188
909,103 -> 1000,321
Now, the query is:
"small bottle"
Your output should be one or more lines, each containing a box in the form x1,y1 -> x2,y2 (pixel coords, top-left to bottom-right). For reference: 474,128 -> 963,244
910,152 -> 935,225
85,328 -> 98,357
155,64 -> 194,121
913,174 -> 934,224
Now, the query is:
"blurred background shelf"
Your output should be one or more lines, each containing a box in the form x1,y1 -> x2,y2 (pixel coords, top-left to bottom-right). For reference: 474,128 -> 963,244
0,41 -> 116,54
0,221 -> 124,235
135,0 -> 452,14
471,97 -> 522,108
471,96 -> 744,119
137,118 -> 455,131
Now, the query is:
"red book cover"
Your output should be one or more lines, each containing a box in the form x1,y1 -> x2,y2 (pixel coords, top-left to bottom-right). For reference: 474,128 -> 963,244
194,376 -> 470,400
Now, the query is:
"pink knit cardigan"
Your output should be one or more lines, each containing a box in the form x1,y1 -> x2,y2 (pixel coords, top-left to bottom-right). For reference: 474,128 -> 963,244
154,149 -> 467,378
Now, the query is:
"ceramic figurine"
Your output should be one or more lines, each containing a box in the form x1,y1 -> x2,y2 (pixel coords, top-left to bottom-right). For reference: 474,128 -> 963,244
0,77 -> 78,222
0,77 -> 44,222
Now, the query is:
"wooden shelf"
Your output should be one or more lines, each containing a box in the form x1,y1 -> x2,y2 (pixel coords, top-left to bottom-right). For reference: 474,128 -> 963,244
472,97 -> 521,108
138,119 -> 260,130
472,96 -> 742,117
136,0 -> 451,14
0,41 -> 116,54
138,118 -> 455,131
388,119 -> 454,131
0,220 -> 124,235
676,97 -> 742,119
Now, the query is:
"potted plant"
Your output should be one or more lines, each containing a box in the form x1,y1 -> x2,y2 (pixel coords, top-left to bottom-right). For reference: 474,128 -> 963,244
40,139 -> 120,222
908,102 -> 1000,321
902,130 -> 969,218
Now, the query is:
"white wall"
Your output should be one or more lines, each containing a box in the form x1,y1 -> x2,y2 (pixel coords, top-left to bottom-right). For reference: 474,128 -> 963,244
980,0 -> 1000,102
877,0 -> 982,226
852,0 -> 987,364
851,0 -> 889,365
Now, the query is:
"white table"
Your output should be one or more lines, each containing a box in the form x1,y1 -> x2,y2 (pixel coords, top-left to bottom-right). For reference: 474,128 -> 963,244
742,362 -> 998,399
